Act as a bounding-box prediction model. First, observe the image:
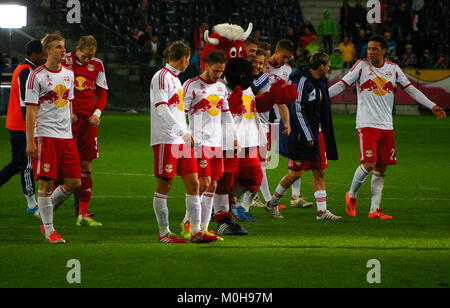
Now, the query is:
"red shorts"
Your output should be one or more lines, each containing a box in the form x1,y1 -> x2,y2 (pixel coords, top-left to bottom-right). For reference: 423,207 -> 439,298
288,131 -> 328,171
357,128 -> 396,165
195,146 -> 224,181
72,116 -> 99,161
32,137 -> 81,180
153,144 -> 198,179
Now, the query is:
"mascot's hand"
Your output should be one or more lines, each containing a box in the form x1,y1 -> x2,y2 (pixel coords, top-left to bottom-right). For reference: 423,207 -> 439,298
269,80 -> 298,105
229,86 -> 245,115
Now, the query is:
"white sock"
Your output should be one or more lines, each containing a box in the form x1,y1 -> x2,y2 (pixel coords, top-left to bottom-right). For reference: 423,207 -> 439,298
349,165 -> 370,198
186,194 -> 201,235
241,191 -> 254,211
213,193 -> 229,213
200,192 -> 214,231
292,178 -> 301,198
260,168 -> 272,202
370,171 -> 385,213
183,209 -> 190,224
25,194 -> 37,210
314,190 -> 327,213
51,185 -> 71,211
153,192 -> 170,236
38,191 -> 54,237
270,184 -> 288,207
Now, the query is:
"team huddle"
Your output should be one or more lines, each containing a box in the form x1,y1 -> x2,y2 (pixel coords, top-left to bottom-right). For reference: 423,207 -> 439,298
148,23 -> 446,244
1,23 -> 446,245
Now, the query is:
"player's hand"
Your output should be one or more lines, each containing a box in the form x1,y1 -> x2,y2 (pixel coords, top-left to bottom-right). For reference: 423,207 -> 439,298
282,124 -> 291,136
432,105 -> 447,120
307,141 -> 314,148
26,141 -> 37,158
71,113 -> 78,124
89,115 -> 101,126
234,140 -> 241,155
182,133 -> 194,147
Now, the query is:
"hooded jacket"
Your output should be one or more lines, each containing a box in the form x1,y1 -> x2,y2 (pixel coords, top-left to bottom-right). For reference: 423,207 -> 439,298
279,66 -> 338,162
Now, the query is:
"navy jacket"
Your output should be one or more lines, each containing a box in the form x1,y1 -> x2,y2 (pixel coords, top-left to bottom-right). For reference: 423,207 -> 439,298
279,66 -> 338,162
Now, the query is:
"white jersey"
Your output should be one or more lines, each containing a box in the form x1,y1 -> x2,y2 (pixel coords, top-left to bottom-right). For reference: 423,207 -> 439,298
341,59 -> 411,130
254,73 -> 278,133
183,76 -> 231,148
24,64 -> 75,139
150,64 -> 188,146
225,86 -> 267,148
266,63 -> 292,82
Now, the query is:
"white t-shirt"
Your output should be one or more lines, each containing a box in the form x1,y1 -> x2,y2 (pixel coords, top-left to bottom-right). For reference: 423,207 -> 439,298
341,59 -> 412,130
150,64 -> 188,146
225,86 -> 267,148
24,64 -> 75,139
183,76 -> 231,148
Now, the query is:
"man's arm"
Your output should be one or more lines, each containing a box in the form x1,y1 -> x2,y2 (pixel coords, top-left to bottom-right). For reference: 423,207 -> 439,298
25,105 -> 37,158
278,104 -> 291,135
328,60 -> 363,98
156,104 -> 192,143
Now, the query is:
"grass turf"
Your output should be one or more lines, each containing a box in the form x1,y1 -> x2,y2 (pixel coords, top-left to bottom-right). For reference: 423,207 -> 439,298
0,114 -> 448,288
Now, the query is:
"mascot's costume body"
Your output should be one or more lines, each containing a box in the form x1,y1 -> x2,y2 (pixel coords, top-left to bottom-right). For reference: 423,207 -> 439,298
200,23 -> 298,235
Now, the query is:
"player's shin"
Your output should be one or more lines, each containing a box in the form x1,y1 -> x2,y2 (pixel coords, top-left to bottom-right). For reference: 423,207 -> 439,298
153,193 -> 170,236
186,194 -> 201,235
200,192 -> 215,231
349,165 -> 370,198
370,171 -> 385,213
52,185 -> 72,211
38,191 -> 54,236
78,172 -> 92,216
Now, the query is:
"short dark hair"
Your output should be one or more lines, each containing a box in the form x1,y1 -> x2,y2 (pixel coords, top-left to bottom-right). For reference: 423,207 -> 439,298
25,40 -> 43,57
257,41 -> 272,52
255,48 -> 266,58
245,37 -> 259,47
310,52 -> 330,70
276,39 -> 294,54
205,50 -> 227,65
165,40 -> 191,62
368,35 -> 386,49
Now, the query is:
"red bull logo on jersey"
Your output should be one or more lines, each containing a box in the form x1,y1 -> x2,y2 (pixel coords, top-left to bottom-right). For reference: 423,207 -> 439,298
242,95 -> 256,119
75,76 -> 95,91
165,164 -> 173,173
199,160 -> 208,169
168,89 -> 184,111
39,84 -> 70,107
360,77 -> 395,96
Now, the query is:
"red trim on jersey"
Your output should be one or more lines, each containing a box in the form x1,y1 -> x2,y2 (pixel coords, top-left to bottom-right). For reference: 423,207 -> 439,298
399,83 -> 412,89
155,102 -> 169,108
340,79 -> 350,87
163,67 -> 178,78
24,102 -> 38,106
159,69 -> 168,90
350,59 -> 368,72
43,64 -> 62,73
372,60 -> 385,68
182,76 -> 200,94
27,66 -> 45,89
199,75 -> 215,84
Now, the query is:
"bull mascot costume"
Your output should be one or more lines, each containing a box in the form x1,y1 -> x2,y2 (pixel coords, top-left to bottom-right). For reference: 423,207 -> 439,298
200,23 -> 298,235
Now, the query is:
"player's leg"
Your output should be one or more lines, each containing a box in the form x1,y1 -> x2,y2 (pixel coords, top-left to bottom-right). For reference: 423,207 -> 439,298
181,172 -> 201,236
20,156 -> 37,213
313,168 -> 342,220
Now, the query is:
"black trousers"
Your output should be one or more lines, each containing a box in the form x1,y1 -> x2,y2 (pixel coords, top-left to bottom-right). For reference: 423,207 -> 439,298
0,130 -> 35,196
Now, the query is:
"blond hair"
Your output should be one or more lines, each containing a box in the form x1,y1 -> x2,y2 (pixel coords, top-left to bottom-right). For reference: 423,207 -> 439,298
78,35 -> 97,51
41,33 -> 64,53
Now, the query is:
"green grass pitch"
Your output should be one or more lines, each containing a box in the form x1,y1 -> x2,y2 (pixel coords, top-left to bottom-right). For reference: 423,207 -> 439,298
0,114 -> 448,288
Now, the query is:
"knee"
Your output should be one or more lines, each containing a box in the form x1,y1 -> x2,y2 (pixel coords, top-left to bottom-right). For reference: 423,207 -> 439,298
186,179 -> 200,195
363,162 -> 376,172
65,179 -> 81,193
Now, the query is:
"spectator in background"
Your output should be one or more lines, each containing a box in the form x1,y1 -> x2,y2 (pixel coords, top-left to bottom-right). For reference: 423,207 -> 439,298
298,26 -> 317,50
305,36 -> 320,56
418,49 -> 434,69
330,48 -> 344,70
401,44 -> 417,68
318,9 -> 338,55
134,0 -> 150,31
138,24 -> 153,46
351,0 -> 367,39
339,0 -> 352,41
338,35 -> 356,67
193,21 -> 209,51
353,28 -> 367,58
291,46 -> 308,68
387,50 -> 400,64
395,1 -> 413,53
151,33 -> 159,55
285,27 -> 298,49
254,29 -> 262,41
384,31 -> 397,57
379,14 -> 399,42
299,17 -> 316,36
434,53 -> 448,69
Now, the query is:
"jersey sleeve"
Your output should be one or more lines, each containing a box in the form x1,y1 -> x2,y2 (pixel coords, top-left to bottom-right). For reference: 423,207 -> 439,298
24,71 -> 41,106
151,73 -> 169,108
18,67 -> 32,107
95,60 -> 109,90
395,65 -> 412,89
69,70 -> 75,101
341,60 -> 364,87
182,80 -> 195,113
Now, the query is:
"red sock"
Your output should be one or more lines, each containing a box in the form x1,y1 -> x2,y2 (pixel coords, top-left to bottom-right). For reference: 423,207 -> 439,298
78,172 -> 92,217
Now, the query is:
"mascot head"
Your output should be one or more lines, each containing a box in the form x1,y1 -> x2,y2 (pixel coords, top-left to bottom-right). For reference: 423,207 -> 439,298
200,23 -> 253,71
